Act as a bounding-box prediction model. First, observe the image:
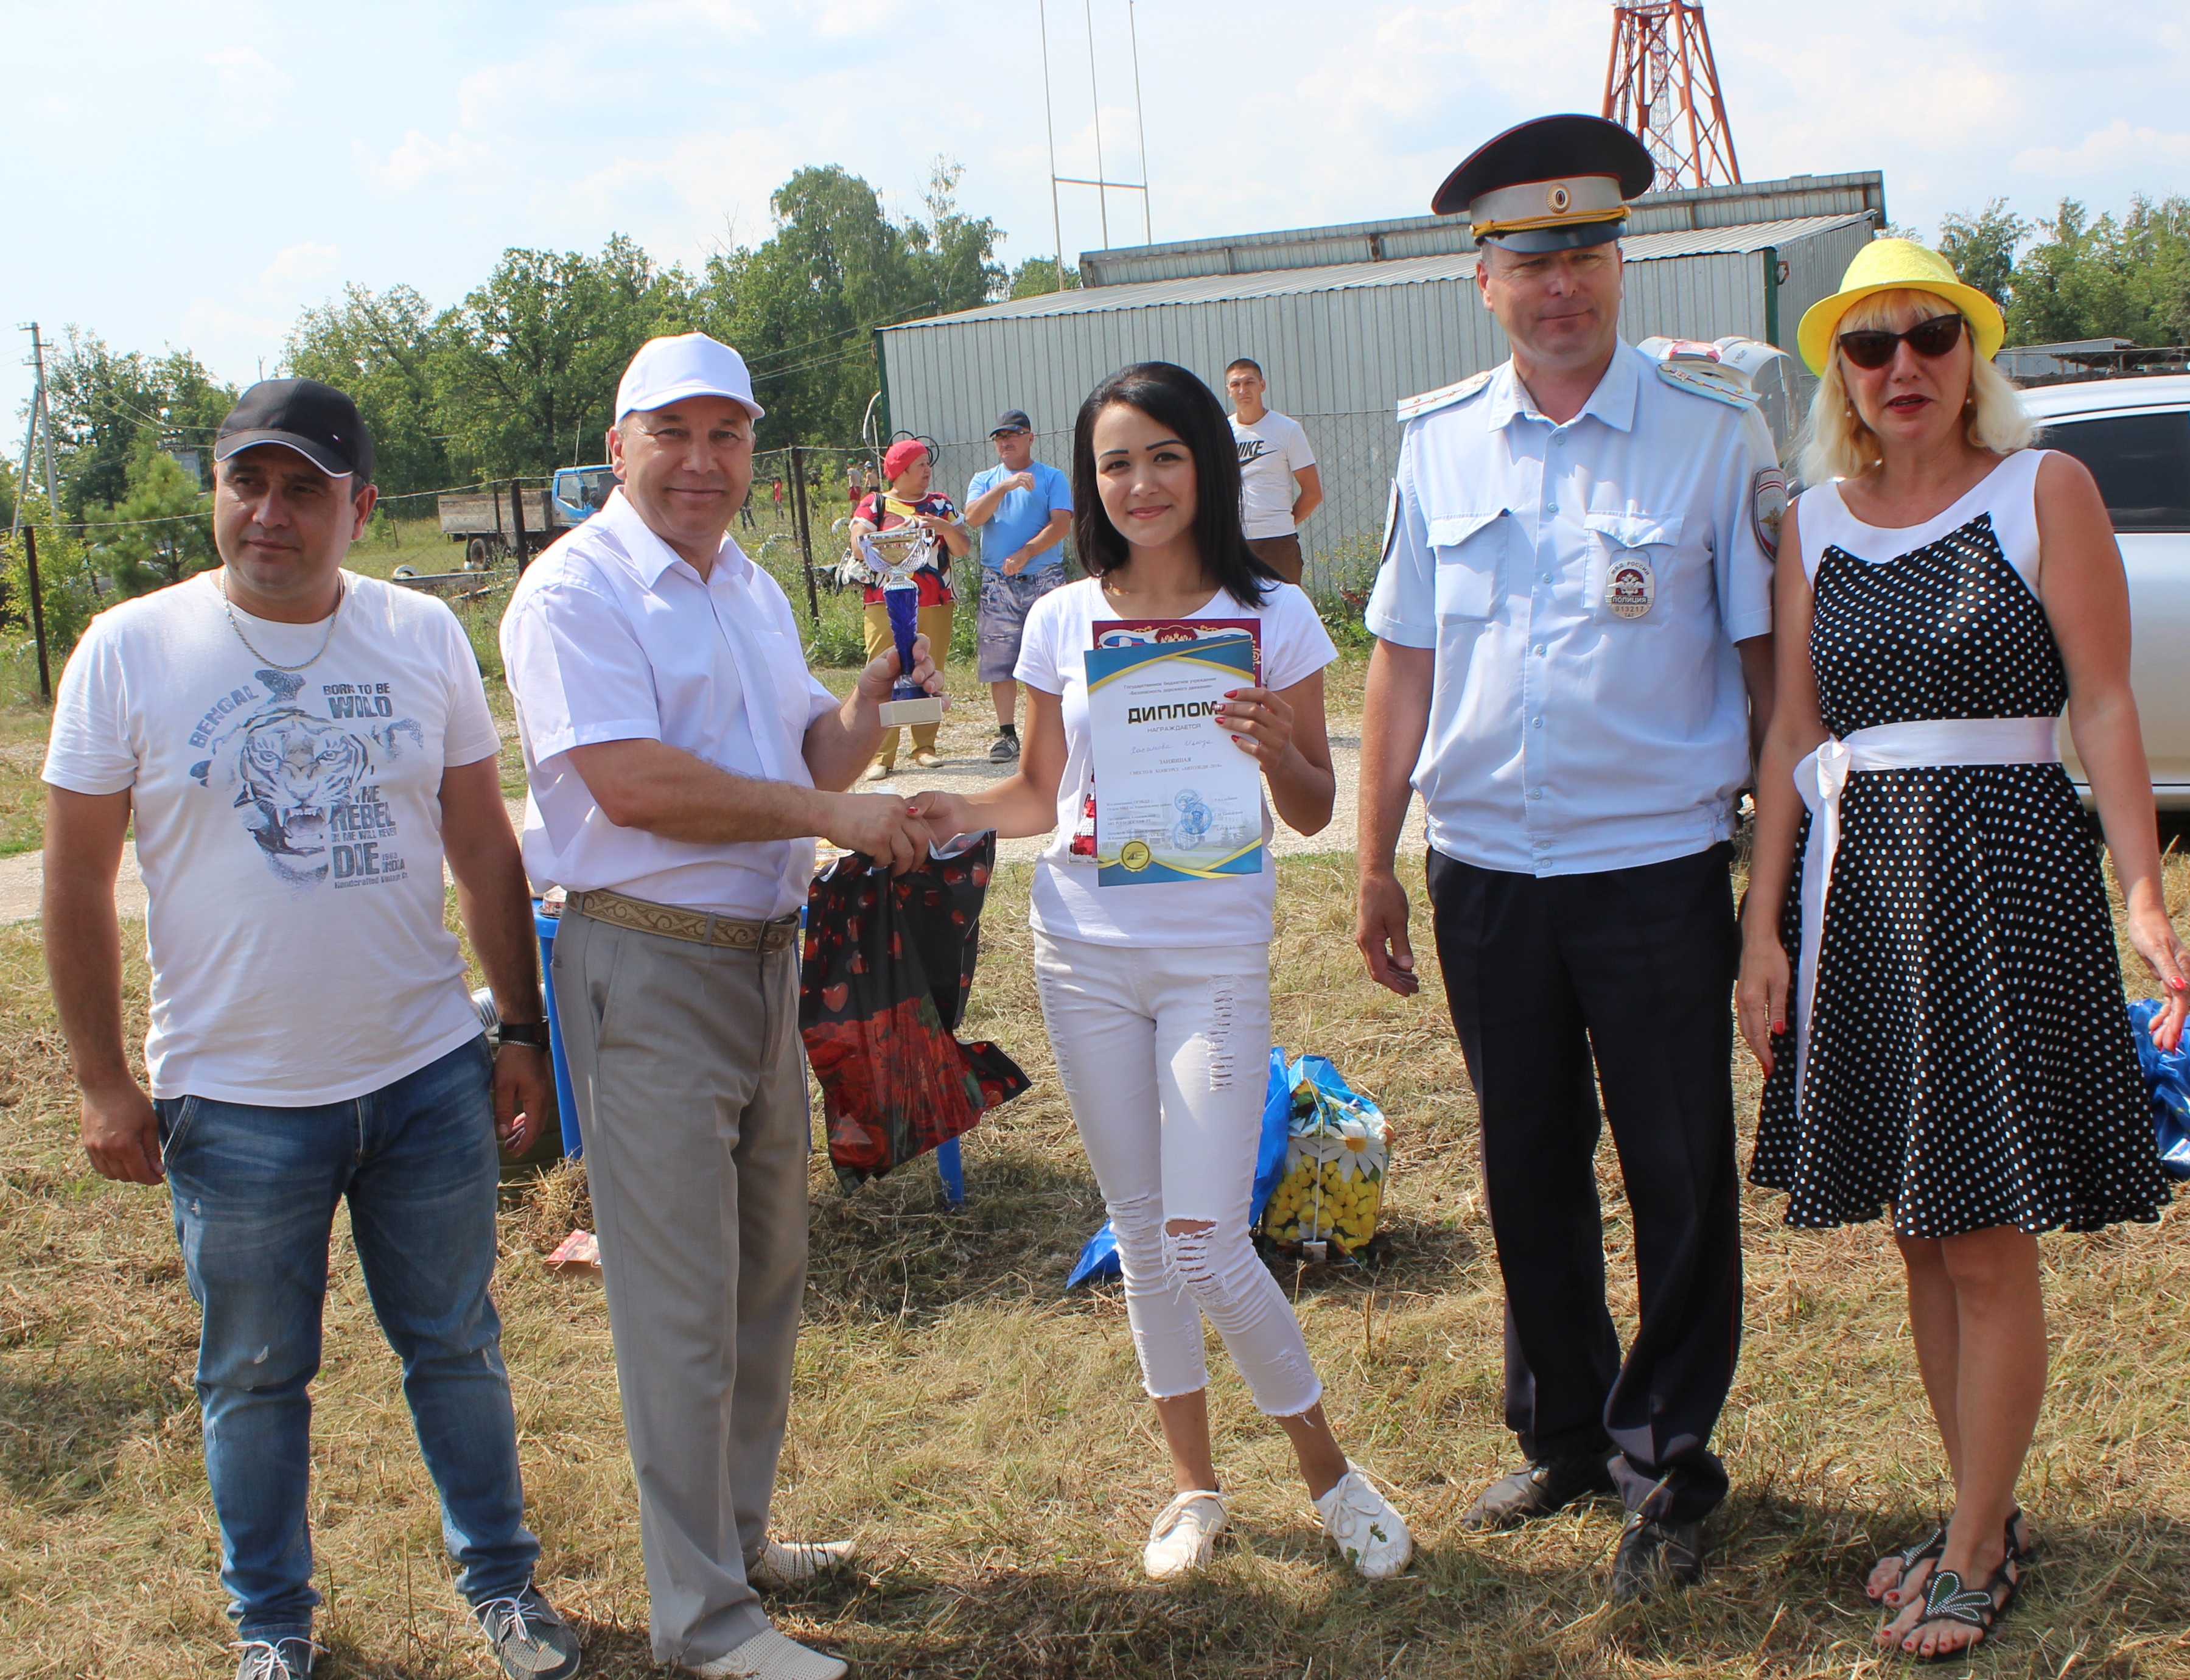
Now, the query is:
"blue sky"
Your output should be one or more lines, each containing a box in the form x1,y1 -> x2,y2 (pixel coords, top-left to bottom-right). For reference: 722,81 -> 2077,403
5,0 -> 2186,434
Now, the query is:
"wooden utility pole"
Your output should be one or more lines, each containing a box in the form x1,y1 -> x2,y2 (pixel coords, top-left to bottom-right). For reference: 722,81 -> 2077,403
788,446 -> 819,623
23,526 -> 51,701
509,478 -> 531,571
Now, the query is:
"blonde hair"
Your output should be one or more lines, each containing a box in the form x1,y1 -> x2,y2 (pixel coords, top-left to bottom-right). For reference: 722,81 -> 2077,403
1797,287 -> 2034,484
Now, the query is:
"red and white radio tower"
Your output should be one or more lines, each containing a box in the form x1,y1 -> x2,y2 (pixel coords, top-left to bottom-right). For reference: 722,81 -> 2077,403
1602,2 -> 1741,189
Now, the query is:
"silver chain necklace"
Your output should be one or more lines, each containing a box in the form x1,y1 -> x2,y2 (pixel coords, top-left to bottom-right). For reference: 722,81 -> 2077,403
219,570 -> 346,673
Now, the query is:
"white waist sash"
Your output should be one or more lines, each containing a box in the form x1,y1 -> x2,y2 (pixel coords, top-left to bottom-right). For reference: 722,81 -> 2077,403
1790,716 -> 2062,1112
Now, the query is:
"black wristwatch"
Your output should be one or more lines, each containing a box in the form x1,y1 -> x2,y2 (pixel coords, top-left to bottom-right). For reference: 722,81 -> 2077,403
497,1020 -> 550,1050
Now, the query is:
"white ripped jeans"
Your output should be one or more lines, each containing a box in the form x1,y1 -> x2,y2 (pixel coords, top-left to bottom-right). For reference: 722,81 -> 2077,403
1034,931 -> 1324,1418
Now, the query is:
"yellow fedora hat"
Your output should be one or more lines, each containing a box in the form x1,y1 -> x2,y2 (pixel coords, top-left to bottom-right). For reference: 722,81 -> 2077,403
1796,238 -> 2007,374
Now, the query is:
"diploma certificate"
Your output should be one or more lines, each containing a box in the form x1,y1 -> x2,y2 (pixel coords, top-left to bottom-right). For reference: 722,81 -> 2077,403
1084,635 -> 1263,887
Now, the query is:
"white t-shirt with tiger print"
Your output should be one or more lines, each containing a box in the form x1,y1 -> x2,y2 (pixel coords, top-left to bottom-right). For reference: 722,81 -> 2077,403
43,569 -> 503,1104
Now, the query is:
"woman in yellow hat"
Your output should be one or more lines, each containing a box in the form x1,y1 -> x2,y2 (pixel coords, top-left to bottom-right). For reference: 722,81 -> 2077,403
1737,239 -> 2185,1658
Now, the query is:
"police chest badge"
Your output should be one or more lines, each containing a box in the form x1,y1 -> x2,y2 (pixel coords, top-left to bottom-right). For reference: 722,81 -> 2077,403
1605,552 -> 1654,619
1752,466 -> 1788,558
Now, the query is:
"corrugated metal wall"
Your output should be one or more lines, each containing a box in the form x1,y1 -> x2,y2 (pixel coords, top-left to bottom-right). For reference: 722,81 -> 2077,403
1082,173 -> 1884,285
884,220 -> 1877,587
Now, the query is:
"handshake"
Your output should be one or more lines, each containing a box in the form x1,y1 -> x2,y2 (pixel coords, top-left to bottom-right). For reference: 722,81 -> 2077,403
819,632 -> 984,873
818,788 -> 983,876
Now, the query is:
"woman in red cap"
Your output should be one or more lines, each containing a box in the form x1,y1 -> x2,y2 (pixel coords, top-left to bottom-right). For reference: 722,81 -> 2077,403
850,439 -> 967,778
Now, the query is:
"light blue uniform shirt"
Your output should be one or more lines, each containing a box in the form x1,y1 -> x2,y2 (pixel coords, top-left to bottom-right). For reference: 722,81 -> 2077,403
1365,341 -> 1777,878
967,460 -> 1073,572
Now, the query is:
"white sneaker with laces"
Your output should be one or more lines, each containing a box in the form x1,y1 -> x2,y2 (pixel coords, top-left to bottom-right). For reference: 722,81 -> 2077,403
749,1535 -> 859,1591
1314,1461 -> 1413,1580
687,1625 -> 848,1679
1142,1489 -> 1227,1580
233,1639 -> 320,1680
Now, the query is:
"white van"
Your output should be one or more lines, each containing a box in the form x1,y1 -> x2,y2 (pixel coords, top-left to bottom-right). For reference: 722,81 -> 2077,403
2022,375 -> 2190,808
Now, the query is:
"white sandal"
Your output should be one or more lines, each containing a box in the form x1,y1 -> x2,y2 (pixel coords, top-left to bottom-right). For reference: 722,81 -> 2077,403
1143,1489 -> 1228,1580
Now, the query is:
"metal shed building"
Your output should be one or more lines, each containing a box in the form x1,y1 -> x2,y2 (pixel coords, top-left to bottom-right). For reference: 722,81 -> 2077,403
876,172 -> 1883,586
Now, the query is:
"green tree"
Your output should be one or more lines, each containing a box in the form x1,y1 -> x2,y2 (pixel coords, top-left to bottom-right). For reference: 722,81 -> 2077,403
41,332 -> 235,520
2005,195 -> 2190,346
431,236 -> 693,481
3,506 -> 99,664
90,427 -> 219,598
286,283 -> 451,499
1937,198 -> 2029,307
1009,256 -> 1082,298
699,161 -> 1004,443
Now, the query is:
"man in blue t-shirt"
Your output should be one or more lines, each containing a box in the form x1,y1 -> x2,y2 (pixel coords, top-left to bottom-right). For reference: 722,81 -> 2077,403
963,408 -> 1074,763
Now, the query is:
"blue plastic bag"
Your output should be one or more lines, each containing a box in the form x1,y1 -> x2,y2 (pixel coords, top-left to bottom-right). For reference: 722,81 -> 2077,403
1066,1047 -> 1293,1290
2127,999 -> 2190,1178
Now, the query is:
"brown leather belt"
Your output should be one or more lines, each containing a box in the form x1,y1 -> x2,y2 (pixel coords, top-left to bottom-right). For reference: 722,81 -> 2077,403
568,889 -> 801,953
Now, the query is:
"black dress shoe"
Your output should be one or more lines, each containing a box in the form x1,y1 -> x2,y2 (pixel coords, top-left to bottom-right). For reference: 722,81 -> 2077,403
1611,1511 -> 1704,1603
1458,1452 -> 1618,1530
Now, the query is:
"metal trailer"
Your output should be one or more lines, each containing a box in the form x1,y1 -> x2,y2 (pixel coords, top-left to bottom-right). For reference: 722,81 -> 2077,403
876,174 -> 1881,589
438,485 -> 568,569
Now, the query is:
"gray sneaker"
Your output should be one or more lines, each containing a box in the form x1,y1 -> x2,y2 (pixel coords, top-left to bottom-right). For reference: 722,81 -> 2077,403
234,1639 -> 317,1680
475,1584 -> 582,1679
988,730 -> 1020,763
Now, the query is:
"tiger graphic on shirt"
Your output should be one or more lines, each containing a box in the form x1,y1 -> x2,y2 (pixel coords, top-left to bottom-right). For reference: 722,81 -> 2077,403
188,668 -> 423,887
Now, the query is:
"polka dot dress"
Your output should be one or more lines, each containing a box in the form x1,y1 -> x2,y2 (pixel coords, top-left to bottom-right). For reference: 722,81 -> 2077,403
1751,451 -> 2168,1237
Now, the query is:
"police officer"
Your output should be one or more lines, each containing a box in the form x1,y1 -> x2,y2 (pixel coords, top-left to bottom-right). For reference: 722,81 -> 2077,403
1354,114 -> 1780,1603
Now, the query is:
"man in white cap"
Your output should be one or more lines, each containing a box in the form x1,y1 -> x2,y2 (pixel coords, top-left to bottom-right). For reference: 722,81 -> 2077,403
501,333 -> 942,1678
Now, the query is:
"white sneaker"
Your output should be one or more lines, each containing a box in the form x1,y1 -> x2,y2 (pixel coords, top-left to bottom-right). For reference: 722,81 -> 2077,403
1314,1461 -> 1413,1580
749,1535 -> 859,1591
1142,1489 -> 1227,1580
688,1625 -> 848,1679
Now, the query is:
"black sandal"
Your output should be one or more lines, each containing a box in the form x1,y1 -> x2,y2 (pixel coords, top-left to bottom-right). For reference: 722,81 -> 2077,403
1900,1552 -> 2020,1662
1870,1523 -> 1947,1605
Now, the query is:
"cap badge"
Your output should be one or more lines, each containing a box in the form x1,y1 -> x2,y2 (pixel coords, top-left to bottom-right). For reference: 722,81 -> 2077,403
1548,184 -> 1572,214
1606,552 -> 1655,620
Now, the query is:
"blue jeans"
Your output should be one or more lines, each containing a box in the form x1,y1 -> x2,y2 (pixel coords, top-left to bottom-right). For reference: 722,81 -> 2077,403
156,1037 -> 539,1642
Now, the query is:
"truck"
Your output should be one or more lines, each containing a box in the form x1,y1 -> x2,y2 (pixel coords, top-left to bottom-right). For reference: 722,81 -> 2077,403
435,466 -> 617,569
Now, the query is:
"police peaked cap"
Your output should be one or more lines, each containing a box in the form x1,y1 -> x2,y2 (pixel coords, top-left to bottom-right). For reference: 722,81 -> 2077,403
1432,114 -> 1657,253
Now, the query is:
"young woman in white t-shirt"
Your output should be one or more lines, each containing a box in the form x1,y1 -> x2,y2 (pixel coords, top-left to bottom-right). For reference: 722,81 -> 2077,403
909,362 -> 1412,1583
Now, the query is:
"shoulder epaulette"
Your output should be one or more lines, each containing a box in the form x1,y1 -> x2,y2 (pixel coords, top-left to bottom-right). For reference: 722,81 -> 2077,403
1397,368 -> 1494,423
1654,359 -> 1758,410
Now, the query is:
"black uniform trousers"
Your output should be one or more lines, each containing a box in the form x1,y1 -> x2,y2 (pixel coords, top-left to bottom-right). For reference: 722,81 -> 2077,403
1427,841 -> 1743,1525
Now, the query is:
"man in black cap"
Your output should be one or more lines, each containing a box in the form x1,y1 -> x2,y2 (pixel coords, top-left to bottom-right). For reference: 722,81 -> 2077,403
41,380 -> 583,1680
963,407 -> 1073,763
1355,114 -> 1781,1601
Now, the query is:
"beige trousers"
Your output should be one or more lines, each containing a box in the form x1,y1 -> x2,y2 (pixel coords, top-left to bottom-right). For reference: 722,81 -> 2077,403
548,909 -> 810,1668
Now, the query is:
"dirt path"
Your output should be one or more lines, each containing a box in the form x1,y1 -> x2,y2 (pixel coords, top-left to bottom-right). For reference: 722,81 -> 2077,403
0,726 -> 1419,925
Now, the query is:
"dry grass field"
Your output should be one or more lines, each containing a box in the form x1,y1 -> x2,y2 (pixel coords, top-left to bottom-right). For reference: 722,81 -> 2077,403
1,835 -> 2186,1676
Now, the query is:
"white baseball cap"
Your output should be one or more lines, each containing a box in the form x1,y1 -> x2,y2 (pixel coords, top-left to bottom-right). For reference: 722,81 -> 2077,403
614,332 -> 766,423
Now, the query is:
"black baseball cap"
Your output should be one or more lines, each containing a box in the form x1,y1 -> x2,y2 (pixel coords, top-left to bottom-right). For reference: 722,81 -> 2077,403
214,379 -> 376,485
989,408 -> 1033,436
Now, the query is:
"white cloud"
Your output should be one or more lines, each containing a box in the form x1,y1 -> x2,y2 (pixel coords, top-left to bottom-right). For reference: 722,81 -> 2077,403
203,46 -> 293,142
354,128 -> 514,197
796,0 -> 909,41
255,243 -> 344,298
2015,119 -> 2190,179
565,129 -> 809,261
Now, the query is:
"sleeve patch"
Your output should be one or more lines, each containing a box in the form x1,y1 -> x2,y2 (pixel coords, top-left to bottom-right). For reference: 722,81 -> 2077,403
1751,467 -> 1789,558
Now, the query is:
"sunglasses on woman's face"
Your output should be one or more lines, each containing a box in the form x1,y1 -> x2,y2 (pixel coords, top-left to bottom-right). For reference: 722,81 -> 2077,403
1838,312 -> 1965,370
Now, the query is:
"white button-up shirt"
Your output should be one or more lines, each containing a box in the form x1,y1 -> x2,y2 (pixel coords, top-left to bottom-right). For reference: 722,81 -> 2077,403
1366,341 -> 1776,877
500,490 -> 840,917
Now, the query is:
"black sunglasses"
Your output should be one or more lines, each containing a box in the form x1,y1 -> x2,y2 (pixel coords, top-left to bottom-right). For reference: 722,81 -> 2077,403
1838,312 -> 1965,370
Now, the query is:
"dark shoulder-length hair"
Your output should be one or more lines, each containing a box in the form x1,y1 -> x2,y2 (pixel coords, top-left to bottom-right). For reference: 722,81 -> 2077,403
1069,362 -> 1278,609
